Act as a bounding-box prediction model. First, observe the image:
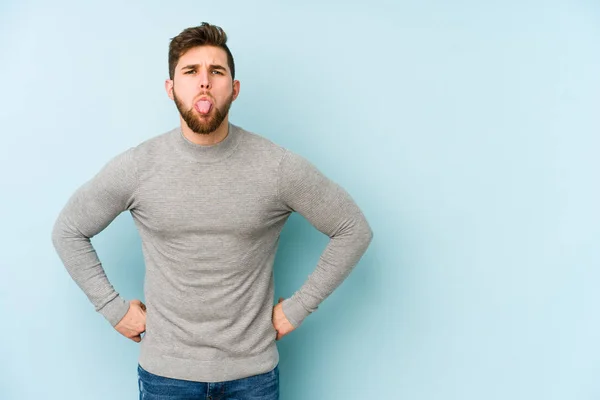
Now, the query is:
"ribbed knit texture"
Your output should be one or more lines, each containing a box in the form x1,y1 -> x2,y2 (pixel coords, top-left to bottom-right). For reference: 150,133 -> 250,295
51,122 -> 373,382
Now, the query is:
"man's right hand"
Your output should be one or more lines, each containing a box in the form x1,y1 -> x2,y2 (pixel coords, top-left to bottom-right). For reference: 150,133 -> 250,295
115,299 -> 147,342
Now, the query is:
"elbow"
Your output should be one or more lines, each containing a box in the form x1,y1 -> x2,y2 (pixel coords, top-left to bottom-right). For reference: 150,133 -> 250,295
355,215 -> 374,251
366,225 -> 374,244
51,216 -> 71,251
363,223 -> 374,247
51,218 -> 63,250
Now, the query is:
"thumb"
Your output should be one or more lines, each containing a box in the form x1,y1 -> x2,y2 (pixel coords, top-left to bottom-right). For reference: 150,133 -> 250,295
278,297 -> 284,303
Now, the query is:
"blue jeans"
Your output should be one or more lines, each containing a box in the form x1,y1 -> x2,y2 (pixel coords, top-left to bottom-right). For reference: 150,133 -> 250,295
137,363 -> 279,400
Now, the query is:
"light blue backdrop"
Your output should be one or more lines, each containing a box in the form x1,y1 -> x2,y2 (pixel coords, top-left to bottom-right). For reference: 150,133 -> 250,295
1,0 -> 599,399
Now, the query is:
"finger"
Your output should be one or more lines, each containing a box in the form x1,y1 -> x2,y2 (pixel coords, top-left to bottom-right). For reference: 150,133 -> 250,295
131,335 -> 141,343
278,297 -> 284,303
140,302 -> 147,311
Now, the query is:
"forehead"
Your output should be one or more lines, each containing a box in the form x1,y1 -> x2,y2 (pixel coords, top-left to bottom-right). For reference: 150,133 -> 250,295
177,46 -> 229,69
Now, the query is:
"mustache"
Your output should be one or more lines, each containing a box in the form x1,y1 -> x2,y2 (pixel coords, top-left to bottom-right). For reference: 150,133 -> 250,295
195,92 -> 216,102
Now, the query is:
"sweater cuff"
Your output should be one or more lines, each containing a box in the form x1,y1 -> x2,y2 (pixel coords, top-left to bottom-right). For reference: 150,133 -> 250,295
97,295 -> 129,327
281,297 -> 311,329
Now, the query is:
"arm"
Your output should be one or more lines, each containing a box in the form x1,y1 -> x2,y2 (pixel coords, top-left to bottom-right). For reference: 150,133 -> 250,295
277,149 -> 374,328
51,147 -> 138,327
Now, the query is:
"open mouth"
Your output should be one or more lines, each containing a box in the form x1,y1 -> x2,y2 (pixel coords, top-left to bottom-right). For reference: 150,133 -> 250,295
194,99 -> 213,115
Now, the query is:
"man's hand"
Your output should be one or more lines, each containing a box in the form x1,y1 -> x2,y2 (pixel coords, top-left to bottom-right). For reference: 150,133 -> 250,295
273,297 -> 296,340
115,299 -> 147,342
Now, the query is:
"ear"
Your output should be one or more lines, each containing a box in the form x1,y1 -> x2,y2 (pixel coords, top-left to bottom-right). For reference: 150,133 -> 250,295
231,79 -> 241,102
165,79 -> 174,100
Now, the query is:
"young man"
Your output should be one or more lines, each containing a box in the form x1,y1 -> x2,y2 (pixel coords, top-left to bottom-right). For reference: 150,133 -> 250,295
52,22 -> 373,399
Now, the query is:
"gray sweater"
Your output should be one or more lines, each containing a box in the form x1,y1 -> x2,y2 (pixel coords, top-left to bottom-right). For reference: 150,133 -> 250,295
51,122 -> 373,382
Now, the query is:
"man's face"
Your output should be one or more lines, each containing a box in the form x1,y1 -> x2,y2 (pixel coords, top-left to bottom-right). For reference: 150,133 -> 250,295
166,45 -> 240,134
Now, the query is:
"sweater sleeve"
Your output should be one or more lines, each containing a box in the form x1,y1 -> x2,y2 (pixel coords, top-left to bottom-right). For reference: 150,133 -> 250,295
277,149 -> 374,328
51,147 -> 138,327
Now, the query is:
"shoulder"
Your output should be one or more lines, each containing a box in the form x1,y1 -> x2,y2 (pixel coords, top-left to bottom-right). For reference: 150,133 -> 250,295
232,124 -> 324,176
105,127 -> 178,173
130,127 -> 176,159
233,123 -> 288,161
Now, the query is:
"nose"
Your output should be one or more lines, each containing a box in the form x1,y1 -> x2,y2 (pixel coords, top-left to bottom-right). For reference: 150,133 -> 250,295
198,69 -> 211,90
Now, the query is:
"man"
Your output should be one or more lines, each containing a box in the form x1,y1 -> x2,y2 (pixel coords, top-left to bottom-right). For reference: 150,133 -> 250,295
51,22 -> 373,399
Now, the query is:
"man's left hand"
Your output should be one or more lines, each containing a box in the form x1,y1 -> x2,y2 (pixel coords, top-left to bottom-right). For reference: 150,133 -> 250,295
272,297 -> 296,340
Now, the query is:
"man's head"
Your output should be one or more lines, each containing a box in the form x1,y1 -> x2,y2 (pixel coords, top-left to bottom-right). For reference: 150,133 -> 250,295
165,22 -> 240,135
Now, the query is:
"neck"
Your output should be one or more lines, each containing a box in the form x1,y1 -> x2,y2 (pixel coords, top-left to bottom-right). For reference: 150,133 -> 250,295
180,115 -> 230,145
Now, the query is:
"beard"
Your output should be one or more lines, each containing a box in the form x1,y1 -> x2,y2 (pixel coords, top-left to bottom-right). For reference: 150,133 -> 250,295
173,89 -> 233,135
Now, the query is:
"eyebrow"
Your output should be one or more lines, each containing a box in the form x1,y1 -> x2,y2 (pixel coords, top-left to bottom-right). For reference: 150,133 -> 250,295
180,64 -> 227,72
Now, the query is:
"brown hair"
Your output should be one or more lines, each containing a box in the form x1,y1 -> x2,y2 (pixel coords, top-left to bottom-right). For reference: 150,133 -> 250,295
168,22 -> 235,81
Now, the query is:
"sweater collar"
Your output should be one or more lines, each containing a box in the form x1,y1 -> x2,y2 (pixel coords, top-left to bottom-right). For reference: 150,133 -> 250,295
170,122 -> 242,163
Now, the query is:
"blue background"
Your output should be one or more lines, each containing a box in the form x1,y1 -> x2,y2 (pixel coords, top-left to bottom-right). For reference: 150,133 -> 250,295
1,0 -> 599,399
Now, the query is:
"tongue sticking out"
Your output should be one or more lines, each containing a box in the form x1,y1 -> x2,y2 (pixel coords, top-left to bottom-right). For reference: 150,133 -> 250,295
196,100 -> 212,114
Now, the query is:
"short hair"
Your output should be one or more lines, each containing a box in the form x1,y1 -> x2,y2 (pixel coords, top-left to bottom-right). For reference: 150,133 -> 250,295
168,22 -> 235,81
